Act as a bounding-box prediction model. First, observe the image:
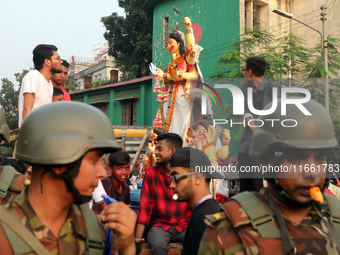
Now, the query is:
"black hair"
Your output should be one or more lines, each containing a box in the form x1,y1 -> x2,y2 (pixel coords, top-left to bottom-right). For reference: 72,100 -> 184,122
157,133 -> 183,150
33,44 -> 58,70
109,150 -> 131,167
53,87 -> 64,96
169,32 -> 186,56
245,56 -> 267,77
61,59 -> 69,68
0,158 -> 28,175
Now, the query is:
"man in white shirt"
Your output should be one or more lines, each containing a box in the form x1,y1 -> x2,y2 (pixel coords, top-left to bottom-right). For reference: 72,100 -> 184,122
18,44 -> 63,127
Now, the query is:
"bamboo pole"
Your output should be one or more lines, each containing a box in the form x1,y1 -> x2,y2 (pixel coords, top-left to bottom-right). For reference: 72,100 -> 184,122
130,131 -> 150,171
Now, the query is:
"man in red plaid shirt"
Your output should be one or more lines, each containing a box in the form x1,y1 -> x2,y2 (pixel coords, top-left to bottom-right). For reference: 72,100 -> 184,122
135,133 -> 192,255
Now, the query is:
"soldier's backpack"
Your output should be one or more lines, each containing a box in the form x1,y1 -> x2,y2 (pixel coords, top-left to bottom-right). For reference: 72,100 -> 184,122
209,191 -> 340,255
0,165 -> 25,204
0,203 -> 106,255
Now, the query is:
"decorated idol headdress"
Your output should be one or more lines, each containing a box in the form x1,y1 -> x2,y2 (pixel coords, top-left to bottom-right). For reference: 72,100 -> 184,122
171,23 -> 186,49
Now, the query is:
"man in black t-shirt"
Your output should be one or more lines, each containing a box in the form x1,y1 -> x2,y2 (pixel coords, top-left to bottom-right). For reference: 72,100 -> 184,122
92,150 -> 131,214
169,147 -> 220,255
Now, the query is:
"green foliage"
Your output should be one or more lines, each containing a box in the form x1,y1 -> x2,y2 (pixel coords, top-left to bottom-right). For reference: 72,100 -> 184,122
304,36 -> 340,78
92,77 -> 110,88
14,69 -> 30,87
101,0 -> 153,80
0,69 -> 31,130
0,146 -> 13,157
66,75 -> 78,91
278,33 -> 311,77
119,65 -> 140,81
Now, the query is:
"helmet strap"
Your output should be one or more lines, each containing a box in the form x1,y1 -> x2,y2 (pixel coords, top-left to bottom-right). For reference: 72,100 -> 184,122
268,152 -> 316,208
49,157 -> 92,205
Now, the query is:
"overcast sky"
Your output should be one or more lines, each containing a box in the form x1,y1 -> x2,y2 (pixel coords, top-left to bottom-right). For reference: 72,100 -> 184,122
0,0 -> 124,87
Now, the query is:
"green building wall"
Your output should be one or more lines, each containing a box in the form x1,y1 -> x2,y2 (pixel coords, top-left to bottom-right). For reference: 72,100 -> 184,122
70,77 -> 153,126
149,0 -> 240,78
146,0 -> 241,156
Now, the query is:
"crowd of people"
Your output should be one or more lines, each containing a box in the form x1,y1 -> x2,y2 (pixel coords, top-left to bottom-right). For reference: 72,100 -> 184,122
0,43 -> 339,255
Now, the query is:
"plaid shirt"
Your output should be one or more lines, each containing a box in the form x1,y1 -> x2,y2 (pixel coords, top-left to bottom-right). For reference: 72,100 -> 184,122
137,165 -> 191,233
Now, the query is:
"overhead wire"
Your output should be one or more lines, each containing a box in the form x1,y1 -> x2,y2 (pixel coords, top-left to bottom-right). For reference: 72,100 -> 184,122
199,53 -> 229,62
199,46 -> 233,58
328,0 -> 337,13
272,0 -> 335,38
286,19 -> 321,35
271,15 -> 321,37
200,39 -> 238,55
265,9 -> 320,31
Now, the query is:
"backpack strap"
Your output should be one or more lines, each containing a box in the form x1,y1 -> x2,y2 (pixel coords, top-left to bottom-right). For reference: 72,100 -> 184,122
77,203 -> 105,255
325,192 -> 340,232
0,166 -> 17,200
0,205 -> 51,254
322,193 -> 340,254
229,191 -> 281,238
204,211 -> 228,228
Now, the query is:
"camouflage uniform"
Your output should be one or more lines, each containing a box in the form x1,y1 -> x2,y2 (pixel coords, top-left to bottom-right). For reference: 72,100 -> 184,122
198,190 -> 340,255
0,187 -> 116,255
0,165 -> 25,205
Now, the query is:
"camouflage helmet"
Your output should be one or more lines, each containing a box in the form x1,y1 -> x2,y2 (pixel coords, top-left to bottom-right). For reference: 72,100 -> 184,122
16,102 -> 121,165
250,98 -> 338,158
0,108 -> 10,143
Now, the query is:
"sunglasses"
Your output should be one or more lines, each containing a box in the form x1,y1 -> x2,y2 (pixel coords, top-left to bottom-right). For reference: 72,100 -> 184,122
170,172 -> 195,183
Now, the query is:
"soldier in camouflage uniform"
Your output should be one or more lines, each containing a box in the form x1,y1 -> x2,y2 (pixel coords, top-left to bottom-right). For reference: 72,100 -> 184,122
0,107 -> 25,205
0,107 -> 10,145
0,102 -> 136,255
199,98 -> 340,255
0,165 -> 25,204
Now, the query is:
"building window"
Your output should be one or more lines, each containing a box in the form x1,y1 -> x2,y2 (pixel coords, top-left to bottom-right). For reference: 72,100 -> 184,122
98,73 -> 102,80
253,3 -> 261,29
122,100 -> 137,125
95,104 -> 108,115
245,1 -> 262,30
163,17 -> 169,48
245,2 -> 249,29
